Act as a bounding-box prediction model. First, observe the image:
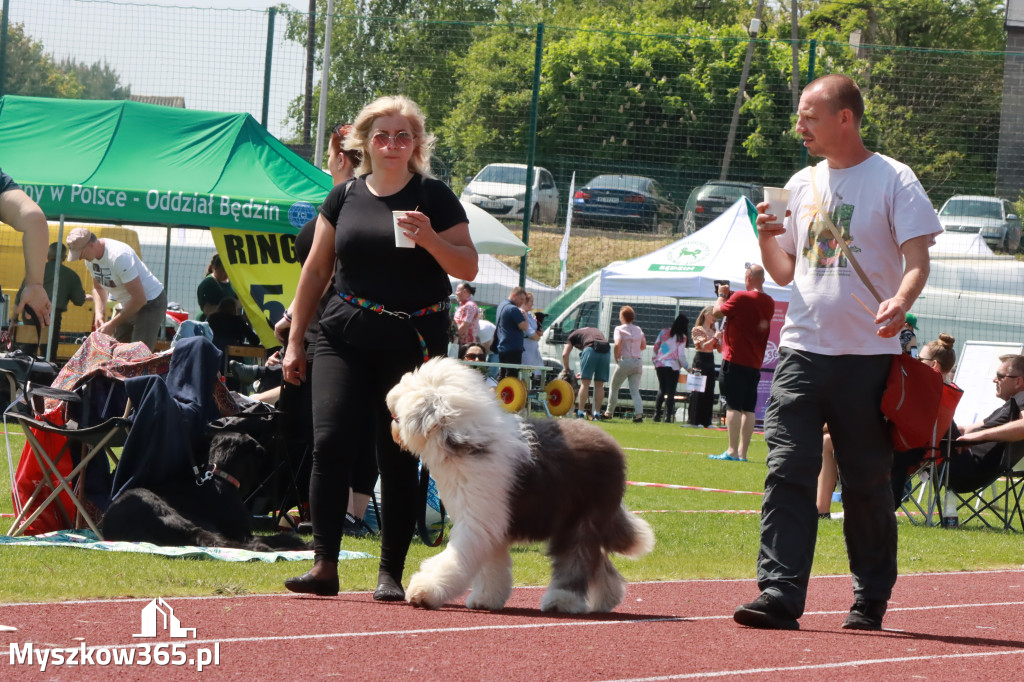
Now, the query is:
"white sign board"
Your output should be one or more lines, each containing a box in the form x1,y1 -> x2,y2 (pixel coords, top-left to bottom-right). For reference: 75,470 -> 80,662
685,373 -> 707,393
953,341 -> 1024,426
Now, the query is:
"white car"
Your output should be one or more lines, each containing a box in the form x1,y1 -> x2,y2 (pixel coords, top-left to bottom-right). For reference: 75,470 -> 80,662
460,163 -> 559,223
937,195 -> 1022,252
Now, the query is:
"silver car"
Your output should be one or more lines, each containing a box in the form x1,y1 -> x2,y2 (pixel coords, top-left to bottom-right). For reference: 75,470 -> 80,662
937,195 -> 1022,252
460,163 -> 559,224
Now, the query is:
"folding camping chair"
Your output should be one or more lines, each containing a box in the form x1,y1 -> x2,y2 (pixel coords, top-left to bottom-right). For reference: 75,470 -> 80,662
898,381 -> 964,526
7,379 -> 132,539
948,439 -> 1024,532
899,449 -> 945,526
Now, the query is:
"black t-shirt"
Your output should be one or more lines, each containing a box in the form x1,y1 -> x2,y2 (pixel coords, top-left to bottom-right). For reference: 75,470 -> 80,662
319,173 -> 465,310
1,167 -> 20,194
295,217 -> 317,265
567,327 -> 611,353
295,217 -> 326,354
317,173 -> 467,349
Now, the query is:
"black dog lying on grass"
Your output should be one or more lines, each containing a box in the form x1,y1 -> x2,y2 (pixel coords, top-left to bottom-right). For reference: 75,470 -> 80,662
101,431 -> 308,552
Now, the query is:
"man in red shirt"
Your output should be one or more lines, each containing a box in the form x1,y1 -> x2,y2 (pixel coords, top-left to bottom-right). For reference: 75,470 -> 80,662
710,264 -> 775,461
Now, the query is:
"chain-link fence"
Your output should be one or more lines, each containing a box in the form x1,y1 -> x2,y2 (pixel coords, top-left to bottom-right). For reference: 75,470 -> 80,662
2,1 -> 1023,356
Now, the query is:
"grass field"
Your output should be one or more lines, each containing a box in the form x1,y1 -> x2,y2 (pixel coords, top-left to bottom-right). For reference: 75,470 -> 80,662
1,419 -> 1022,604
492,222 -> 677,289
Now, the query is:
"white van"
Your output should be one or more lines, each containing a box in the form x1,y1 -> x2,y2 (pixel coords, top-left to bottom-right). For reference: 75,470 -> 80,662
538,268 -> 718,413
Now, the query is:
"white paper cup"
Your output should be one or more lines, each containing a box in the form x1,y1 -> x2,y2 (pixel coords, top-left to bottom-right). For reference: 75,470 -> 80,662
763,187 -> 791,223
393,211 -> 415,248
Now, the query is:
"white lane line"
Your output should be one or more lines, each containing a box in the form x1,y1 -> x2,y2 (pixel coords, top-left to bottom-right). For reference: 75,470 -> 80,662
53,599 -> 1024,651
604,648 -> 1024,681
3,569 -> 1024,607
77,617 -> 687,651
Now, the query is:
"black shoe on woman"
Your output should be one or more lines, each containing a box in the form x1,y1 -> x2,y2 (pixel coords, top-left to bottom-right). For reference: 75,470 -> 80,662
373,572 -> 405,602
284,571 -> 339,596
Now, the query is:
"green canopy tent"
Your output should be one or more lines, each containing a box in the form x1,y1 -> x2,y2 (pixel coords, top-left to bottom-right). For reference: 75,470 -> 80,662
0,95 -> 333,232
0,95 -> 528,346
0,95 -> 530,253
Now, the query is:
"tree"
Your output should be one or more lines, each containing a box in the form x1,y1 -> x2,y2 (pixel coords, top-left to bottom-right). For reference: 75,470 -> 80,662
279,0 -> 499,163
276,0 -> 1012,203
797,0 -> 1006,51
1,21 -> 81,98
55,59 -> 131,100
791,0 -> 1008,200
440,13 -> 805,196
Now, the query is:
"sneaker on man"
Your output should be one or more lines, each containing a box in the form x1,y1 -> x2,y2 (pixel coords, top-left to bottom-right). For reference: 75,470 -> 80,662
733,593 -> 800,630
841,599 -> 886,631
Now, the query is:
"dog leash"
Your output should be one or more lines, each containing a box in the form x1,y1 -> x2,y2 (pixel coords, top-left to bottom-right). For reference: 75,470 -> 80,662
337,293 -> 450,362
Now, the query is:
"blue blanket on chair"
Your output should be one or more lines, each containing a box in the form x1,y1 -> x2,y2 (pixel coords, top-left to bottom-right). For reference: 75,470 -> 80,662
108,336 -> 225,501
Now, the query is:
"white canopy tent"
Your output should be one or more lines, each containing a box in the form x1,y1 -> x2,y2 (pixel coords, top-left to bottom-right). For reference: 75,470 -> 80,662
451,254 -> 560,310
599,198 -> 792,302
461,201 -> 531,256
930,231 -> 994,257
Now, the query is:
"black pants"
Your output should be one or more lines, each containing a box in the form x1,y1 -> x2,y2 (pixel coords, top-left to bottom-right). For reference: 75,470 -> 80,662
688,351 -> 717,426
498,349 -> 523,379
279,357 -> 377,509
654,366 -> 678,417
308,327 -> 444,581
760,349 -> 895,617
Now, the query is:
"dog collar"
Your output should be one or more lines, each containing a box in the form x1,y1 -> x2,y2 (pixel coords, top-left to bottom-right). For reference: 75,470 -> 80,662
207,463 -> 241,489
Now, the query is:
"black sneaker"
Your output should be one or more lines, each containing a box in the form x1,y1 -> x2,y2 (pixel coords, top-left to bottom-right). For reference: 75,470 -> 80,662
342,513 -> 370,538
733,593 -> 800,630
842,599 -> 887,631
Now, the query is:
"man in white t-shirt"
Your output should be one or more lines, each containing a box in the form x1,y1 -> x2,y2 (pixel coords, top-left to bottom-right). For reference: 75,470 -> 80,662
66,227 -> 167,350
732,75 -> 941,633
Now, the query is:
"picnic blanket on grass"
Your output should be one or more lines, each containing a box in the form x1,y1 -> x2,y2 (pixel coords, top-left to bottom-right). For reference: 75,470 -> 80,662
0,530 -> 374,563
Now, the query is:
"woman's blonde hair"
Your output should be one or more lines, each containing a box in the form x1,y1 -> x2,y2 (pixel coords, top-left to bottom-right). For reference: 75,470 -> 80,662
696,305 -> 715,328
346,95 -> 435,177
921,333 -> 957,374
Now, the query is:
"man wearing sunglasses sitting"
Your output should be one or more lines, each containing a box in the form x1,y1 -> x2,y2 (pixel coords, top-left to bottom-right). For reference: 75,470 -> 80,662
943,355 -> 1024,492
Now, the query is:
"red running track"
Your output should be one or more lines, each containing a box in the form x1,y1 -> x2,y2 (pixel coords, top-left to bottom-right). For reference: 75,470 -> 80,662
2,570 -> 1024,680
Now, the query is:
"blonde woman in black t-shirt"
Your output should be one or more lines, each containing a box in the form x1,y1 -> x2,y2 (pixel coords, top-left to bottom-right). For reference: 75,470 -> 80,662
282,96 -> 478,602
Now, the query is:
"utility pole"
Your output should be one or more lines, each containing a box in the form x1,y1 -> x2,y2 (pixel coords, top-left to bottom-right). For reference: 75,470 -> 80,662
313,0 -> 335,168
302,0 -> 315,148
791,0 -> 800,113
720,0 -> 766,181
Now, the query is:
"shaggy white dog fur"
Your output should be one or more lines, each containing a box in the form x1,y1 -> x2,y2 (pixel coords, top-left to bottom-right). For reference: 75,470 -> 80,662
386,357 -> 655,613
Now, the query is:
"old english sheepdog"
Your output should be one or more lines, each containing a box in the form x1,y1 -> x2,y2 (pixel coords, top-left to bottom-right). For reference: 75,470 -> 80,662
386,357 -> 655,613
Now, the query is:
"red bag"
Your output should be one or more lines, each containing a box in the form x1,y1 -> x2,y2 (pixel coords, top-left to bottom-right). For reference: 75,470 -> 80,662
12,421 -> 75,535
882,353 -> 945,450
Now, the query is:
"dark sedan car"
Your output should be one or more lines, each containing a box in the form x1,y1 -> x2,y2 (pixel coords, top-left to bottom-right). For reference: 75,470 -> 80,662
572,174 -> 683,233
681,180 -> 764,235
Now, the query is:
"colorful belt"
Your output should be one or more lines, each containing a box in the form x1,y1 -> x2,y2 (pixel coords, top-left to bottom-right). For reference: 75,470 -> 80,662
338,293 -> 450,361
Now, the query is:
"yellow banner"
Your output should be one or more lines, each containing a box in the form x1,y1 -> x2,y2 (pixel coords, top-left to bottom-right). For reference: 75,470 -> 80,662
210,227 -> 299,348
